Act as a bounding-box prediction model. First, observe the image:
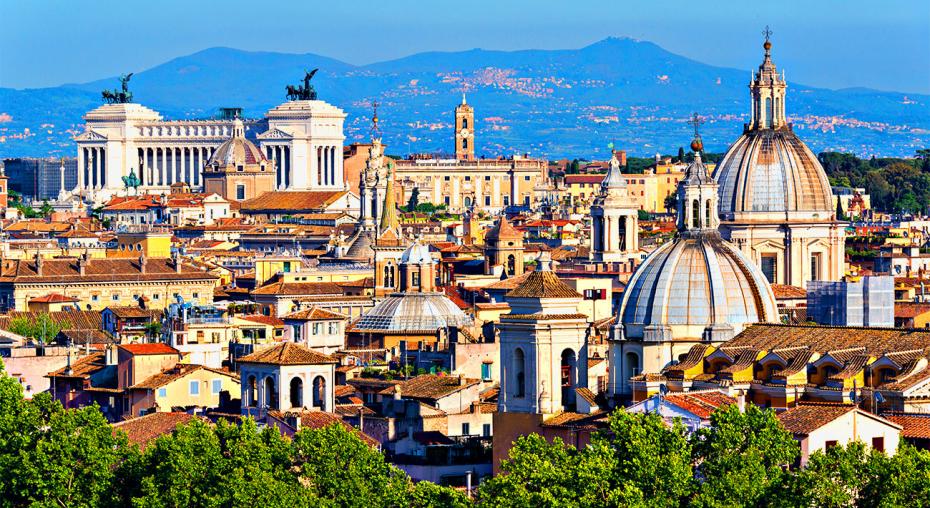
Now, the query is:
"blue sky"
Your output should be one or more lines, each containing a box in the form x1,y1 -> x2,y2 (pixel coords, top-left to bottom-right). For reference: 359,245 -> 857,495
1,0 -> 928,93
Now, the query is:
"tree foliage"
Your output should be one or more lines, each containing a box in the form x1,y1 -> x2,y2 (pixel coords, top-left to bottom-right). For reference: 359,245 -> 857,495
819,150 -> 930,213
8,313 -> 69,343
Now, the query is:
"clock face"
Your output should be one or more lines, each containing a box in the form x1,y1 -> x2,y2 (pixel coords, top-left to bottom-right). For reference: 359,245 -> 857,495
460,129 -> 469,138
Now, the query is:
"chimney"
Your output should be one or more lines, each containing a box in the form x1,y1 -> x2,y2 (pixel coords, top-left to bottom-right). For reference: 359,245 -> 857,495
78,252 -> 88,276
459,374 -> 467,387
736,389 -> 746,413
174,252 -> 182,273
138,255 -> 147,274
105,343 -> 118,366
393,385 -> 402,400
34,252 -> 42,275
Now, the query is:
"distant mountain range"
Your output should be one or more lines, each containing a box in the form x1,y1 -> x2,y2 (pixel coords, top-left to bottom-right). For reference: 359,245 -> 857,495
1,37 -> 928,160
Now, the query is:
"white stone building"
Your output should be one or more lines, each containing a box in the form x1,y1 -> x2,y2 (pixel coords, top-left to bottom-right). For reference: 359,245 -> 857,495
74,85 -> 347,203
239,342 -> 337,417
589,152 -> 639,262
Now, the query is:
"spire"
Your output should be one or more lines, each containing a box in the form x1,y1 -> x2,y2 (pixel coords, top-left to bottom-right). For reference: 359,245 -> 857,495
370,101 -> 381,139
379,162 -> 399,233
461,91 -> 467,105
600,146 -> 626,191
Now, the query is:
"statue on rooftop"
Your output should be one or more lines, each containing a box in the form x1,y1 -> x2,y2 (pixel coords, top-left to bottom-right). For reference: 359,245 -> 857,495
101,73 -> 134,104
285,69 -> 319,101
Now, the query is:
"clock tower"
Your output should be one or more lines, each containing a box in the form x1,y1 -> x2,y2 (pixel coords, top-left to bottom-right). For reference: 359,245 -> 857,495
454,93 -> 475,160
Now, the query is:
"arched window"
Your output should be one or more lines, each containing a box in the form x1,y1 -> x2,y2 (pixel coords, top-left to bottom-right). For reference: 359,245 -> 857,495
247,375 -> 257,407
560,349 -> 577,410
263,376 -> 277,409
383,265 -> 395,287
312,376 -> 327,411
506,254 -> 516,276
464,197 -> 472,207
624,352 -> 640,382
514,348 -> 526,398
462,118 -> 468,129
462,138 -> 468,150
289,377 -> 303,408
705,199 -> 712,228
618,216 -> 627,251
765,97 -> 772,128
692,199 -> 700,228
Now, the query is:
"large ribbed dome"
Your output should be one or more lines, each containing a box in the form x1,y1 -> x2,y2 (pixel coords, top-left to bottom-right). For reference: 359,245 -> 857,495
714,129 -> 833,217
619,231 -> 779,339
353,293 -> 473,332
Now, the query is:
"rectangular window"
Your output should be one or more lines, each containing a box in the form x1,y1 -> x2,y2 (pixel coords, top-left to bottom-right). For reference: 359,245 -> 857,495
313,323 -> 321,335
212,379 -> 222,395
481,363 -> 492,381
236,184 -> 245,200
444,196 -> 450,205
189,380 -> 200,396
461,423 -> 470,436
464,176 -> 471,181
825,440 -> 838,450
157,388 -> 167,398
483,423 -> 491,437
112,294 -> 119,301
193,293 -> 199,299
485,196 -> 491,206
91,294 -> 99,302
524,176 -> 530,181
761,254 -> 777,283
810,253 -> 822,282
484,176 -> 491,181
444,176 -> 450,181
871,437 -> 885,453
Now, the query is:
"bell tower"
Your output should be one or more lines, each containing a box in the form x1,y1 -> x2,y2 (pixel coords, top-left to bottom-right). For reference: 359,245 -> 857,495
455,93 -> 475,160
589,150 -> 639,262
677,114 -> 719,233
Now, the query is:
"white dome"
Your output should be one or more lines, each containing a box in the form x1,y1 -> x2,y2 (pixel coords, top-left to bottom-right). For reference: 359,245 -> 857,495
619,231 -> 779,341
353,293 -> 472,332
400,240 -> 433,265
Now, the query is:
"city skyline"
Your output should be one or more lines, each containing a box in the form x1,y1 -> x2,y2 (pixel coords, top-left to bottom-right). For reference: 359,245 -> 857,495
2,0 -> 929,94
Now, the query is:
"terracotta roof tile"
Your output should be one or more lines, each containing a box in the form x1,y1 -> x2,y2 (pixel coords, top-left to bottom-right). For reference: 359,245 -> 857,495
119,343 -> 180,356
48,352 -> 107,378
283,307 -> 348,321
771,284 -> 807,299
663,392 -> 737,419
238,314 -> 285,327
777,404 -> 856,435
729,324 -> 930,357
112,412 -> 206,449
381,374 -> 479,400
266,409 -> 378,446
251,281 -> 343,296
0,257 -> 217,284
240,191 -> 346,213
505,270 -> 581,299
895,302 -> 930,319
29,293 -> 79,303
238,342 -> 337,365
885,414 -> 930,439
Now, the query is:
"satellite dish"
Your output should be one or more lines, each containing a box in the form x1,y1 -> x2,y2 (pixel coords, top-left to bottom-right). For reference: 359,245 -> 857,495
875,392 -> 886,404
848,390 -> 857,404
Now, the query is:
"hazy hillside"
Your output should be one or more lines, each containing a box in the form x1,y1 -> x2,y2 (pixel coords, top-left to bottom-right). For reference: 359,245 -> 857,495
1,37 -> 927,159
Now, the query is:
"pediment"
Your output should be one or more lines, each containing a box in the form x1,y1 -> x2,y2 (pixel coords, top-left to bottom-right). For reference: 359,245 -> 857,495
257,128 -> 294,140
75,130 -> 108,142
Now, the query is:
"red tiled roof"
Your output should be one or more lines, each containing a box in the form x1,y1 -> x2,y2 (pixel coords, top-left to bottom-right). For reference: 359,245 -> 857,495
112,412 -> 206,449
238,314 -> 285,327
251,281 -> 343,296
506,270 -> 582,299
380,374 -> 480,400
564,175 -> 606,185
266,410 -> 378,446
662,392 -> 737,419
28,293 -> 79,303
894,302 -> 930,319
282,307 -> 347,321
238,342 -> 337,365
118,343 -> 180,356
777,404 -> 856,435
885,414 -> 930,439
771,284 -> 807,299
240,191 -> 346,213
0,257 -> 218,284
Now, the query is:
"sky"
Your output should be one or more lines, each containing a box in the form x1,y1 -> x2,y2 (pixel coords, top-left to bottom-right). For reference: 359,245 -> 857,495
1,0 -> 929,94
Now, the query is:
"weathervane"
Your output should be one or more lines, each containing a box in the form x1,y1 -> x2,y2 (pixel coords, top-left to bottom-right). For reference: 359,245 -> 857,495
763,25 -> 773,43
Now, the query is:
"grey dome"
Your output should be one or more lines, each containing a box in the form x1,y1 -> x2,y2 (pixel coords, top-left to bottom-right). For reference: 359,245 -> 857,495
619,231 -> 778,339
353,292 -> 472,332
